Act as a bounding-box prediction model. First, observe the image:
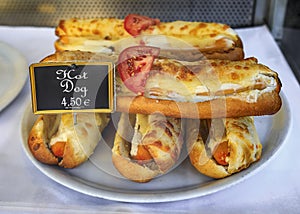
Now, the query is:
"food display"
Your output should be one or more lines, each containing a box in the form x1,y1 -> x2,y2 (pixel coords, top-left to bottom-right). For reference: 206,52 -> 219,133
27,14 -> 282,183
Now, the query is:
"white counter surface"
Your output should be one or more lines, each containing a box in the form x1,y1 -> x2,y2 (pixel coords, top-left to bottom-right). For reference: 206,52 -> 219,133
0,25 -> 299,213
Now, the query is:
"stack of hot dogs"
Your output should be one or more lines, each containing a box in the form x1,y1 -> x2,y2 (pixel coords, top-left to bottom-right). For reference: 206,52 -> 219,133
28,14 -> 282,182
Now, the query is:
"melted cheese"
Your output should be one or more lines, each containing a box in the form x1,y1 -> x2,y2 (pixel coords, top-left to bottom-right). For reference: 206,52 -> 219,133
57,34 -> 236,53
130,114 -> 149,157
116,57 -> 279,103
145,72 -> 204,102
49,124 -> 72,147
143,58 -> 278,103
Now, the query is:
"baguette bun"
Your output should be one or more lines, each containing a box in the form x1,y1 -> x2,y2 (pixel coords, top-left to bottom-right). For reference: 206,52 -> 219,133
116,90 -> 281,119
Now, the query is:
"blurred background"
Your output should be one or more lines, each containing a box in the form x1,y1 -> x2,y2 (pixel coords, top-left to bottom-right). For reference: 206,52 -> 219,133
0,0 -> 298,81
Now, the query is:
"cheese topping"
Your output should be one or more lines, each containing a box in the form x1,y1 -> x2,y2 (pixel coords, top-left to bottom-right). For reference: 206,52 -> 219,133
130,114 -> 149,157
59,34 -> 236,53
49,122 -> 72,147
117,58 -> 279,103
48,114 -> 102,158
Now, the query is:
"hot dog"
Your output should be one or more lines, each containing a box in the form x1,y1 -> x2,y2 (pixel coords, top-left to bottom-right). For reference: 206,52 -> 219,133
28,113 -> 110,168
54,14 -> 244,61
116,46 -> 282,119
186,116 -> 262,178
112,113 -> 184,182
28,51 -> 112,168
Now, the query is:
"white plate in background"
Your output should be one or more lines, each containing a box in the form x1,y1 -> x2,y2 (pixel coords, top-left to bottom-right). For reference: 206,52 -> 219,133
0,42 -> 28,112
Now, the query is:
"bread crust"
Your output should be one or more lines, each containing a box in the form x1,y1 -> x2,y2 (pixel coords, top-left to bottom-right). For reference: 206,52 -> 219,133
202,47 -> 244,61
28,116 -> 59,165
112,153 -> 159,183
112,133 -> 160,183
40,50 -> 117,63
188,138 -> 230,178
116,90 -> 282,119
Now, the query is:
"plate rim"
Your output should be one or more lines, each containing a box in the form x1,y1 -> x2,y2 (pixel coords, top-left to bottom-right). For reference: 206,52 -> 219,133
0,42 -> 28,112
20,92 -> 291,203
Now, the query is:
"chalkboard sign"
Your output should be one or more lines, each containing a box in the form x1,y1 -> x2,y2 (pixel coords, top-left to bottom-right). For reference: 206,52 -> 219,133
29,62 -> 114,114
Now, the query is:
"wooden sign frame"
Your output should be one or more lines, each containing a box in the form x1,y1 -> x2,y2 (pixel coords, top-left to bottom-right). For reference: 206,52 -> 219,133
29,62 -> 114,114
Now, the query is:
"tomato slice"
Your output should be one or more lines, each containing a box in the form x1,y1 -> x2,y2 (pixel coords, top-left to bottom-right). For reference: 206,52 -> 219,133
124,14 -> 160,36
117,46 -> 160,94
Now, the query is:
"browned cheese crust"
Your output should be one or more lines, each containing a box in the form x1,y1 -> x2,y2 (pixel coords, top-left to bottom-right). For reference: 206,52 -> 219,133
55,18 -> 130,39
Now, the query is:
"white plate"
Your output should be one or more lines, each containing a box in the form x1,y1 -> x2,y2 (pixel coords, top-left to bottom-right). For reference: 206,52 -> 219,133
0,42 -> 28,112
20,94 -> 291,203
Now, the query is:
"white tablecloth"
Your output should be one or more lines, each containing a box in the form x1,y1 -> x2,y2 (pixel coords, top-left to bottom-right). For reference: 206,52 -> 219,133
0,25 -> 300,213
